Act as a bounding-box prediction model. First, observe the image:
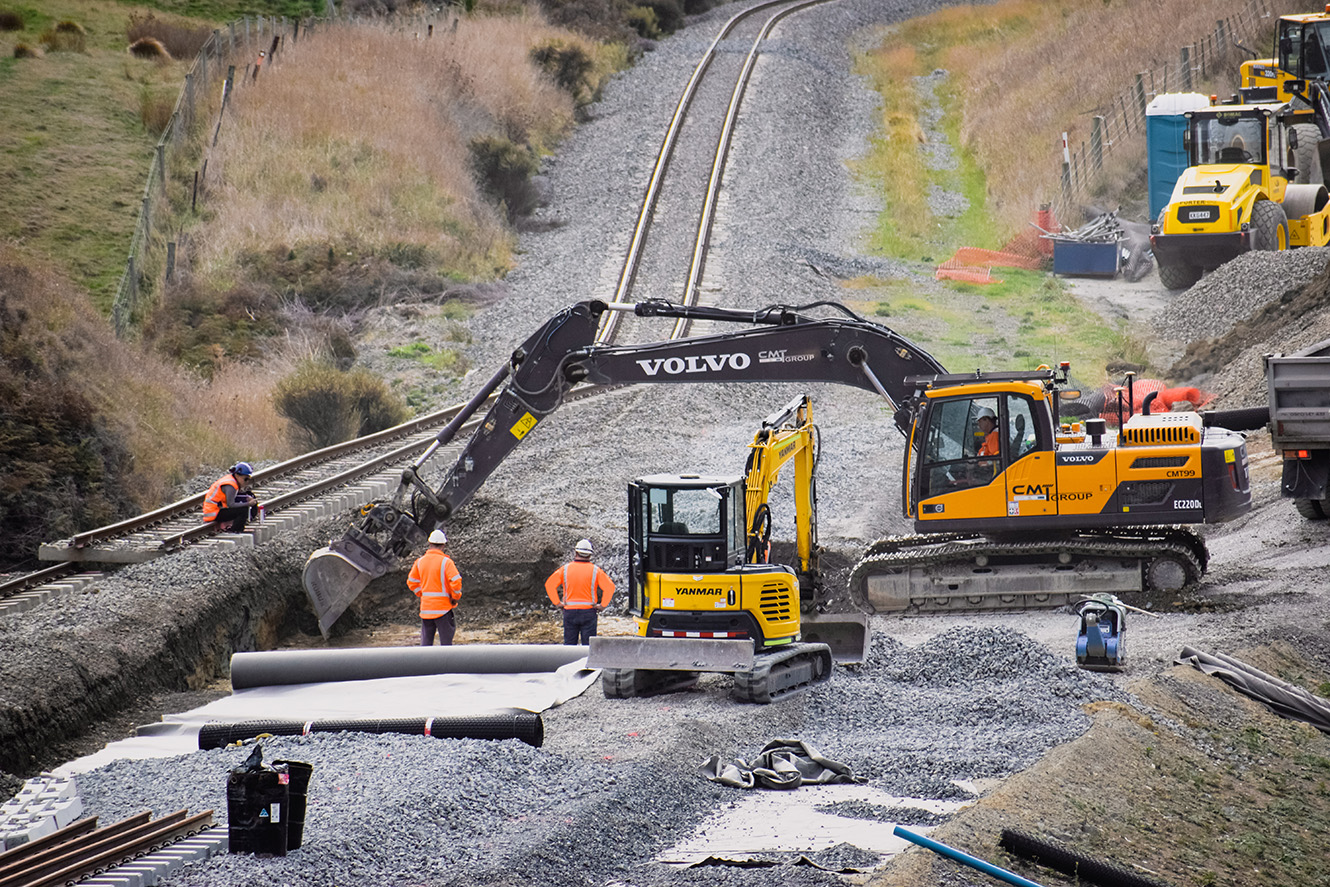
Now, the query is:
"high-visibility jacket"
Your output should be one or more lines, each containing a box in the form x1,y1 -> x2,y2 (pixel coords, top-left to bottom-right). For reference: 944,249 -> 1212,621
545,560 -> 615,610
202,473 -> 239,522
979,429 -> 999,457
408,548 -> 462,618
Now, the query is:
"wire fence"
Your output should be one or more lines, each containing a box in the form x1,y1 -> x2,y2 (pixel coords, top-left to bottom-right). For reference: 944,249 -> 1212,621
1050,0 -> 1291,224
110,10 -> 334,337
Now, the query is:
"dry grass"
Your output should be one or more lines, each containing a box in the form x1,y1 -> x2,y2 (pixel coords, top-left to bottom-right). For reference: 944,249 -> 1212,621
198,14 -> 593,285
865,0 -> 1308,240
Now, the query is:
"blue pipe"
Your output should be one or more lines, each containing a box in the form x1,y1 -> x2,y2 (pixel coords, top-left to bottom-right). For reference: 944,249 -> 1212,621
893,825 -> 1048,887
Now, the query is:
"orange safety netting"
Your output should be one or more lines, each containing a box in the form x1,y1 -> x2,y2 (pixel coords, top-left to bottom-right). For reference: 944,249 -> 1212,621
1095,380 -> 1216,425
934,207 -> 1060,283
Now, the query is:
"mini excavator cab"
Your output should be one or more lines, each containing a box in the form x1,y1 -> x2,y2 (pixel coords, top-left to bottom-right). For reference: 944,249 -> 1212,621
624,474 -> 804,650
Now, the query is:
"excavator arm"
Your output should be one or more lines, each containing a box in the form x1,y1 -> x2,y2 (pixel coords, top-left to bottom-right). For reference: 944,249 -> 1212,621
302,298 -> 945,636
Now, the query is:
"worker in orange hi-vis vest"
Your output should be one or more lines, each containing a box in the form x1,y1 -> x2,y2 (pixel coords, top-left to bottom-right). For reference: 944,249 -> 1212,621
545,539 -> 615,646
407,529 -> 462,646
202,462 -> 259,532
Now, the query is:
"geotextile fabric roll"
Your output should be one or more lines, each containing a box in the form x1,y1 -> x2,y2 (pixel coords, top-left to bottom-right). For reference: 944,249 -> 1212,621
199,711 -> 545,750
1175,646 -> 1330,733
230,644 -> 589,690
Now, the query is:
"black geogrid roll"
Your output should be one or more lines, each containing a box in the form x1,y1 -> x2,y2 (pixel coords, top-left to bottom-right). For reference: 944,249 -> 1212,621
198,711 -> 545,750
999,829 -> 1173,887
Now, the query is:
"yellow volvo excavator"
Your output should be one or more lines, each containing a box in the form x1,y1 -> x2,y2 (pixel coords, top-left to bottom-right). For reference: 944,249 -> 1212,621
302,299 -> 1253,655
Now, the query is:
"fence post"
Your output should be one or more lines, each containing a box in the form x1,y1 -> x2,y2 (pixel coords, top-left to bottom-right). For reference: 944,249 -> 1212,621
1134,73 -> 1147,117
166,242 -> 176,282
156,143 -> 167,191
1180,46 -> 1192,91
1091,117 -> 1104,172
1216,18 -> 1227,51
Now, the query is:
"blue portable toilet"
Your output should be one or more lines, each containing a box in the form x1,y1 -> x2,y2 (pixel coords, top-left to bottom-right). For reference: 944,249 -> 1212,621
1146,92 -> 1211,222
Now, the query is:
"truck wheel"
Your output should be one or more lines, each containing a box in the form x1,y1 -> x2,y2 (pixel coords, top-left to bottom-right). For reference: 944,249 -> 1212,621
1251,200 -> 1289,252
1293,498 -> 1330,519
1157,260 -> 1201,290
1292,124 -> 1323,185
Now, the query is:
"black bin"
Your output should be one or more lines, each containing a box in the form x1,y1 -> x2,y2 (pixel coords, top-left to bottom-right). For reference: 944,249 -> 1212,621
273,759 -> 314,850
227,763 -> 289,855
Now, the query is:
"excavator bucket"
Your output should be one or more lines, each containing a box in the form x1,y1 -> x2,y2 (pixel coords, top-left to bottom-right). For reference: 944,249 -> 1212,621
799,612 -> 870,664
302,539 -> 392,639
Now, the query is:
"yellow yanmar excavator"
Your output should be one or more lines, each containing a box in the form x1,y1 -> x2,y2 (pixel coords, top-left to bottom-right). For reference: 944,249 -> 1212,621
302,300 -> 1253,663
587,393 -> 862,702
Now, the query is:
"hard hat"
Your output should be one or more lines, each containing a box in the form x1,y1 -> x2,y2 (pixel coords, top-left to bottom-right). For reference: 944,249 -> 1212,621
231,462 -> 254,476
574,539 -> 594,556
428,529 -> 447,544
975,407 -> 996,422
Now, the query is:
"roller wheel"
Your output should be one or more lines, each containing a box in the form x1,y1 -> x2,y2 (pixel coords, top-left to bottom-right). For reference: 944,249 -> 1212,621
1293,498 -> 1330,520
1251,200 -> 1289,252
1291,124 -> 1323,185
1157,259 -> 1202,290
1144,552 -> 1198,594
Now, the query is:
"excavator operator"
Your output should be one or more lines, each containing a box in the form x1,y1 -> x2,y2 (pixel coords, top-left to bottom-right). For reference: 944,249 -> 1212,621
975,407 -> 1000,457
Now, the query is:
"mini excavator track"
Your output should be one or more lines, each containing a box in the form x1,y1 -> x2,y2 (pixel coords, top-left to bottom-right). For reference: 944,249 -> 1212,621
849,527 -> 1206,614
600,642 -> 833,704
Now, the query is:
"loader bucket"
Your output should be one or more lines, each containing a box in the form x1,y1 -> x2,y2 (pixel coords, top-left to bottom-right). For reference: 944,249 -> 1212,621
799,611 -> 870,664
302,545 -> 382,639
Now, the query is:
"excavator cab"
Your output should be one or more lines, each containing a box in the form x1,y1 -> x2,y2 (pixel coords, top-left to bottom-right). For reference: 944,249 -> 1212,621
624,474 -> 802,649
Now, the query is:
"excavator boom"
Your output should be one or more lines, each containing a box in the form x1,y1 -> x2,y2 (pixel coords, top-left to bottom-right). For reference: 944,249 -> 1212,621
303,299 -> 943,635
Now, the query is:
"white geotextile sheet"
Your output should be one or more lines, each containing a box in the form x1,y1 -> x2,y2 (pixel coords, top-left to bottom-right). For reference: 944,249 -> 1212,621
56,658 -> 598,775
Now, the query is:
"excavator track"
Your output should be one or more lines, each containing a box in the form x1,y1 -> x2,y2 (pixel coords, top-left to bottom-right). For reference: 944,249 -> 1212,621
731,642 -> 833,704
850,527 -> 1206,615
601,668 -> 701,699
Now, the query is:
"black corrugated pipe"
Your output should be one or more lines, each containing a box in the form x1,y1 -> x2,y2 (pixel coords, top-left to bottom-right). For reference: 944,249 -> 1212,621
999,829 -> 1173,887
199,710 -> 545,750
1201,406 -> 1271,431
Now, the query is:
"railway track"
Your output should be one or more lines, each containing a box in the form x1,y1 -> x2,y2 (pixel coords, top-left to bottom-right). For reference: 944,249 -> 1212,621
5,0 -> 837,620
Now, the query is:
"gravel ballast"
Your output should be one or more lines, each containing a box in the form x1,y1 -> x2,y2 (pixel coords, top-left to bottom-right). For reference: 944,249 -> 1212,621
6,1 -> 1330,885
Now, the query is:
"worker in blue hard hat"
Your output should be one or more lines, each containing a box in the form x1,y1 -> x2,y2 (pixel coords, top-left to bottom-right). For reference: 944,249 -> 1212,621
202,462 -> 260,532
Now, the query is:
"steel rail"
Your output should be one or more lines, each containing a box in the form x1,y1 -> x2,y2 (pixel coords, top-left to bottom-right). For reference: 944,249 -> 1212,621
675,0 -> 838,337
597,0 -> 808,344
0,809 -> 213,887
0,563 -> 77,601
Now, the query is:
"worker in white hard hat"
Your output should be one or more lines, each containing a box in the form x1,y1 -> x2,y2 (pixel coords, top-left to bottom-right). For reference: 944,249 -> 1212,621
407,528 -> 462,646
975,406 -> 1000,457
544,539 -> 615,645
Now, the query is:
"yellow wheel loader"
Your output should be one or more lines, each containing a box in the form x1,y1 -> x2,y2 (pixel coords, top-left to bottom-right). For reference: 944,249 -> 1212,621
1149,96 -> 1330,289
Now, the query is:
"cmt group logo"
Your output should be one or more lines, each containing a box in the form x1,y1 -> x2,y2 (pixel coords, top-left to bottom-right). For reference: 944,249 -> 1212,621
758,349 -> 815,364
634,353 -> 751,376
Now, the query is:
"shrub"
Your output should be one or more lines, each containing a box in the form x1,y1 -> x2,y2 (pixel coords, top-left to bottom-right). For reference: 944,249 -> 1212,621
624,6 -> 660,39
13,41 -> 39,59
0,10 -> 23,31
469,135 -> 541,221
41,20 -> 87,53
273,360 -> 410,451
637,0 -> 682,34
138,85 -> 174,134
128,36 -> 172,62
530,41 -> 595,103
0,289 -> 130,568
126,12 -> 210,59
145,279 -> 277,377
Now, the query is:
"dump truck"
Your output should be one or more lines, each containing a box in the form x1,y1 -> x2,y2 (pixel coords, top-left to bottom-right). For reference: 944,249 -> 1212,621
1265,336 -> 1330,518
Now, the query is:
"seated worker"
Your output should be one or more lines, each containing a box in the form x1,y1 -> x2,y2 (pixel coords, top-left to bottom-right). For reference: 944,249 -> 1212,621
975,407 -> 1000,457
203,462 -> 259,531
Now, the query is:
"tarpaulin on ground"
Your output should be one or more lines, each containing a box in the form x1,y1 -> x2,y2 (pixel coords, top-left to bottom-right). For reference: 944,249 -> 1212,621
1062,378 -> 1215,425
700,738 -> 869,790
1175,646 -> 1330,734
